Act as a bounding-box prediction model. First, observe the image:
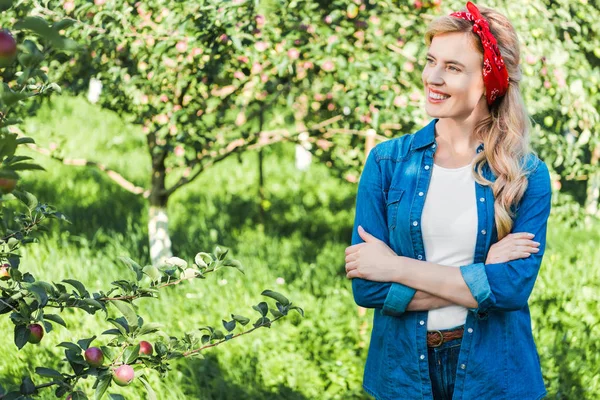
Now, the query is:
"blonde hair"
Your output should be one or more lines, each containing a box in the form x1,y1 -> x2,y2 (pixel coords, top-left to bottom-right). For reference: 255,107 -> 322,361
425,4 -> 534,240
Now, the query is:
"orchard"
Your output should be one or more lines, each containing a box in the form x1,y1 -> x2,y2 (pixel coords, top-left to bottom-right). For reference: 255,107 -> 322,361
0,1 -> 302,399
1,0 -> 599,399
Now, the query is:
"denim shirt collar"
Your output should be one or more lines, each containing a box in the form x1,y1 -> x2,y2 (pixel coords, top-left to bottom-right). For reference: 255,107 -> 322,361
411,118 -> 485,154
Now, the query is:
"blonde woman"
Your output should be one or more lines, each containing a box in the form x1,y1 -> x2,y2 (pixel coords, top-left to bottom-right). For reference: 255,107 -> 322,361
345,2 -> 550,399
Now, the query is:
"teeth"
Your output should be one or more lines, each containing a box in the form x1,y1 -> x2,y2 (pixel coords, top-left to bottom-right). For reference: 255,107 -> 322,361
429,91 -> 450,100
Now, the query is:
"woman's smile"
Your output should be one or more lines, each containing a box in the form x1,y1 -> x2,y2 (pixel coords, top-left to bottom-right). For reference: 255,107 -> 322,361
427,88 -> 451,103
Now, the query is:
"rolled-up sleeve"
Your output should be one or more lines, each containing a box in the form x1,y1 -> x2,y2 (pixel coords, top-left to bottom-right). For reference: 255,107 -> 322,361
460,160 -> 552,313
350,147 -> 416,315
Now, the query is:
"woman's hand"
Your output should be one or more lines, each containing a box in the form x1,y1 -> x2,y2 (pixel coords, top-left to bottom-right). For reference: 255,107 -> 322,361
485,232 -> 540,264
345,226 -> 398,282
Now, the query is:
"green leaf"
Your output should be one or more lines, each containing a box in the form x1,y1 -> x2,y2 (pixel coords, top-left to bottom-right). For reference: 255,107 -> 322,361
222,259 -> 244,274
112,301 -> 138,331
290,306 -> 304,317
212,330 -> 225,340
194,252 -> 212,268
253,317 -> 271,328
107,317 -> 129,335
270,309 -> 283,318
71,391 -> 88,400
14,16 -> 53,37
261,290 -> 290,306
222,319 -> 236,332
94,375 -> 111,400
15,137 -> 35,145
6,162 -> 45,171
165,256 -> 187,268
0,0 -> 14,12
35,367 -> 62,379
14,325 -> 28,350
63,279 -> 89,297
57,342 -> 82,353
138,377 -> 157,400
252,301 -> 268,317
142,265 -> 162,282
10,189 -> 37,211
19,376 -> 35,395
123,344 -> 140,365
118,256 -> 143,281
231,314 -> 250,326
77,336 -> 97,350
26,283 -> 49,308
83,298 -> 105,311
155,342 -> 168,357
53,18 -> 77,31
214,246 -> 229,261
138,322 -> 162,336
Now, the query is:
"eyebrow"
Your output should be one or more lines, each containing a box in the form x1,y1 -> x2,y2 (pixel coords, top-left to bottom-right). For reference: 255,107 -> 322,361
426,53 -> 466,69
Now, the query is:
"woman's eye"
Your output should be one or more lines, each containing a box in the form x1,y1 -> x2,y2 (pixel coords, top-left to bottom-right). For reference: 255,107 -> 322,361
426,58 -> 434,64
448,66 -> 460,72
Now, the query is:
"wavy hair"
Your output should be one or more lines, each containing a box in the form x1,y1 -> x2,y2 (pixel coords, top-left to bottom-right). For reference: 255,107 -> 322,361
425,4 -> 534,240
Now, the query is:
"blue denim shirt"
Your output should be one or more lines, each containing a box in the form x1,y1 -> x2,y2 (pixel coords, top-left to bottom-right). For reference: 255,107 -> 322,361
351,119 -> 550,400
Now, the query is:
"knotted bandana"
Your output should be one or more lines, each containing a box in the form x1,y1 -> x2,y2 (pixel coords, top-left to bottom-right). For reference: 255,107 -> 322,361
450,2 -> 510,106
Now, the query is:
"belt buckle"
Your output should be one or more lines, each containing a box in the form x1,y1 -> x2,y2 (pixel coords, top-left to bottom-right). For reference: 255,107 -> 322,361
430,330 -> 444,347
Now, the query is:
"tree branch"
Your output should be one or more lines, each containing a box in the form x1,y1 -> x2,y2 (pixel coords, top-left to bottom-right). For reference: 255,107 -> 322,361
24,140 -> 150,198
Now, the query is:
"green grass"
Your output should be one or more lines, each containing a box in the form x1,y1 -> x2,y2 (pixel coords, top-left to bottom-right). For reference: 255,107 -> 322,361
1,95 -> 599,399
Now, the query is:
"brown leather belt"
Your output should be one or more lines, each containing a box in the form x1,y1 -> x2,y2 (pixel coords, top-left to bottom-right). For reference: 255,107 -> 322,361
427,326 -> 465,348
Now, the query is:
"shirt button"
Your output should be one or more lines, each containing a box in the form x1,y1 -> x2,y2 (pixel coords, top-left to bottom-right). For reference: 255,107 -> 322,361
417,255 -> 423,260
413,221 -> 419,226
419,191 -> 424,196
460,364 -> 466,369
481,229 -> 487,235
468,328 -> 473,333
420,355 -> 425,360
480,197 -> 485,202
420,320 -> 425,325
424,165 -> 430,170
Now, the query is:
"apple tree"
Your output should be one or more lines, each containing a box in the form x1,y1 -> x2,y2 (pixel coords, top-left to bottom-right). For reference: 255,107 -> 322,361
0,2 -> 303,398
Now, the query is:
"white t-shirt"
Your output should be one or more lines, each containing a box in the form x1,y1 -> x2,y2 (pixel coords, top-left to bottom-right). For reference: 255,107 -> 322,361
421,161 -> 478,330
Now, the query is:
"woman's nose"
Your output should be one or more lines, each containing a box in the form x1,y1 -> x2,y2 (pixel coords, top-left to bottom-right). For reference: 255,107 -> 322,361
426,70 -> 444,86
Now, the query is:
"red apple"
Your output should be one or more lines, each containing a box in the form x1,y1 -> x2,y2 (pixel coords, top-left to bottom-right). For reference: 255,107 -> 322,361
0,263 -> 10,280
139,341 -> 153,356
84,347 -> 104,367
27,324 -> 44,344
0,30 -> 16,68
113,364 -> 134,386
0,177 -> 17,194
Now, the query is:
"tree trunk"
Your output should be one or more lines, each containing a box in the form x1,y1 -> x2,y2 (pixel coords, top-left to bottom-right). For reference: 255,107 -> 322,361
258,148 -> 265,224
147,132 -> 172,266
148,206 -> 173,266
585,144 -> 600,223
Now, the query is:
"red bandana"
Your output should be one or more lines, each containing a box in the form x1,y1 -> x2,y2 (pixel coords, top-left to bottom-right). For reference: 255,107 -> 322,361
450,2 -> 510,106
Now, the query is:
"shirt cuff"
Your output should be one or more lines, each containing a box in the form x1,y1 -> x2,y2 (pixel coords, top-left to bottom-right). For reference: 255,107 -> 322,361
382,283 -> 416,316
460,262 -> 493,314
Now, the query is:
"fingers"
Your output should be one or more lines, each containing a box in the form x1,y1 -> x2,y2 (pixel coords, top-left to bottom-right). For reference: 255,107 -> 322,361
509,232 -> 535,239
358,226 -> 381,243
345,243 -> 365,255
514,239 -> 541,248
345,260 -> 358,274
345,253 -> 359,263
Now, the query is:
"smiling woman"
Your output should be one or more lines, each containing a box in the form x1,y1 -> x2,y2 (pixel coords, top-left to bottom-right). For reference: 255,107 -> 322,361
423,33 -> 487,119
346,2 -> 551,400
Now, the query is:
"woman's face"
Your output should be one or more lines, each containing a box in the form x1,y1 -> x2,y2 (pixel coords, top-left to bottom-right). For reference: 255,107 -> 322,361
421,32 -> 487,120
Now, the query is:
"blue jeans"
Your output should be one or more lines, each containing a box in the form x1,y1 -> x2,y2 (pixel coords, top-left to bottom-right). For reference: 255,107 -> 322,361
427,333 -> 463,400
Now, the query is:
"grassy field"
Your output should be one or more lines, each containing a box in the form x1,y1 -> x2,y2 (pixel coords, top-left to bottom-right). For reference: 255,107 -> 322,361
1,95 -> 599,399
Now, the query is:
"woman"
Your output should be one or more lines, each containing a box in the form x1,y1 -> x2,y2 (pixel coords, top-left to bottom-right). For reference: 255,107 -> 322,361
345,2 -> 551,400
